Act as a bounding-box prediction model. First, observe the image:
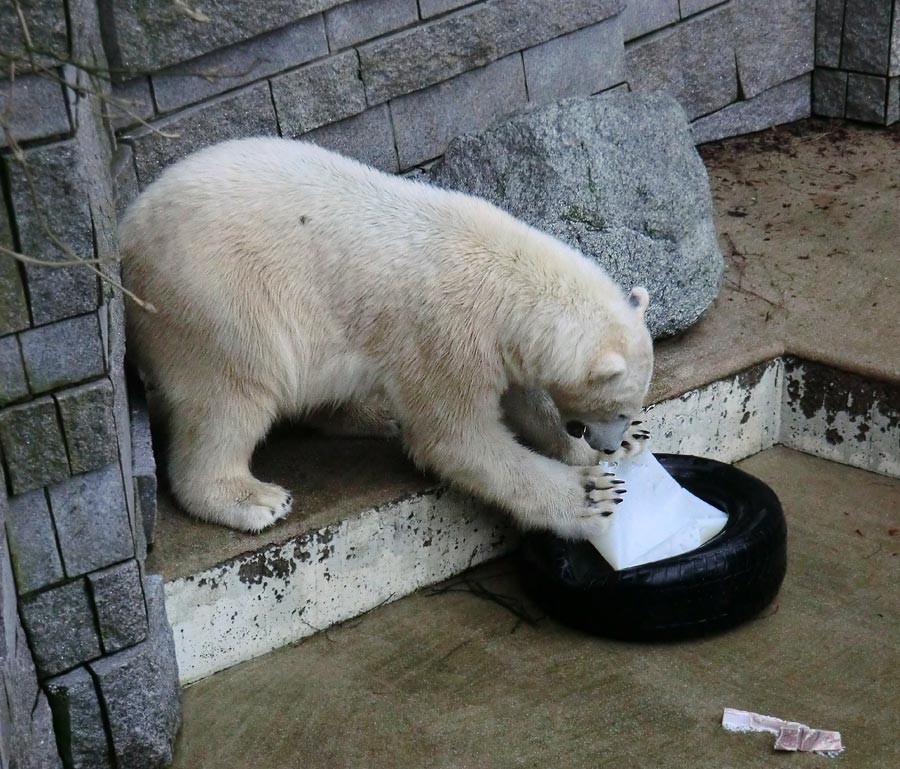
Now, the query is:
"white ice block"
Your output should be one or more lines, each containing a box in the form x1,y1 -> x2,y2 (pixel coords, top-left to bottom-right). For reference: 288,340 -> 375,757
588,452 -> 728,571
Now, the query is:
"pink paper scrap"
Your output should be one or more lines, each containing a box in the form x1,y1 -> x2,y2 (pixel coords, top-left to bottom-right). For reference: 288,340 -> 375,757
722,708 -> 844,756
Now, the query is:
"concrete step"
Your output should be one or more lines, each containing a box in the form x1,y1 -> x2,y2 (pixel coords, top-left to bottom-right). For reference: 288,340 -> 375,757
168,447 -> 900,769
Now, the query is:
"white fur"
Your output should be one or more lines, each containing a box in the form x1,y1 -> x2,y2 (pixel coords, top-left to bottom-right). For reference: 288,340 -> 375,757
120,138 -> 653,536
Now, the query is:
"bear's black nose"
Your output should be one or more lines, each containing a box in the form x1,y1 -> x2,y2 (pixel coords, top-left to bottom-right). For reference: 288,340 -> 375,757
566,421 -> 586,438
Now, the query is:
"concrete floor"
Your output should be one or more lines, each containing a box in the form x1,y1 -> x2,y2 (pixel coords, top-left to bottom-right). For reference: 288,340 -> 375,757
651,118 -> 900,403
148,117 -> 900,581
171,448 -> 900,769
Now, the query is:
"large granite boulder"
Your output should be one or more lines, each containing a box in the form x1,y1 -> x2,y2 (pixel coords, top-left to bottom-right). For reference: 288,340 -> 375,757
428,91 -> 724,338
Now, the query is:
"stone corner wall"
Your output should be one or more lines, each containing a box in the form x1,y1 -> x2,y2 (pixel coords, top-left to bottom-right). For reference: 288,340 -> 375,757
0,2 -> 179,768
813,0 -> 900,125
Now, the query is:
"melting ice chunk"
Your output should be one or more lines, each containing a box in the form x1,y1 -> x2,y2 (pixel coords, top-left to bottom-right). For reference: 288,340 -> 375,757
587,452 -> 728,571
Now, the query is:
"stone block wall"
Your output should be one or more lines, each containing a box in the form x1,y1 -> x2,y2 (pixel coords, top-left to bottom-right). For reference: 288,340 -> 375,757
107,0 -> 823,187
813,0 -> 900,124
0,2 -> 179,768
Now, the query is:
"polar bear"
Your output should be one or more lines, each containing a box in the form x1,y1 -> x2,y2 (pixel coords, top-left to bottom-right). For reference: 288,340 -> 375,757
119,138 -> 653,538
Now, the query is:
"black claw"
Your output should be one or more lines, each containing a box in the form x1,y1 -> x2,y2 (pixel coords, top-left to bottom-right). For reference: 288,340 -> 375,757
635,434 -> 650,440
603,472 -> 615,476
601,511 -> 613,517
610,479 -> 625,485
603,449 -> 616,455
621,442 -> 631,449
614,489 -> 627,495
613,498 -> 623,504
631,420 -> 643,426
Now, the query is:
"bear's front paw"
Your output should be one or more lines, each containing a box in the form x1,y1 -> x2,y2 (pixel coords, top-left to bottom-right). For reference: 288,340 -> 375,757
577,465 -> 626,519
544,465 -> 626,540
600,423 -> 651,464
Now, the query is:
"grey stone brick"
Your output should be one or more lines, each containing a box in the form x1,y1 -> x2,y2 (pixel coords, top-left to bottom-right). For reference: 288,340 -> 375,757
0,72 -> 70,147
391,53 -> 528,169
20,579 -> 101,677
6,489 -> 64,595
129,83 -> 279,187
0,258 -> 29,338
0,0 -> 68,72
88,561 -> 148,654
272,50 -> 368,136
1,497 -> 16,658
735,0 -> 815,99
130,394 -> 158,548
1,190 -> 30,336
326,0 -> 418,49
107,77 -> 155,132
55,379 -> 118,475
812,68 -> 848,118
45,667 -> 113,769
90,576 -> 181,769
419,0 -> 472,18
0,397 -> 69,495
841,0 -> 892,74
359,0 -> 625,104
845,72 -> 888,123
3,625 -> 63,768
523,17 -> 625,106
691,74 -> 810,144
815,0 -> 845,68
19,313 -> 105,394
19,693 -> 62,768
679,0 -> 727,17
626,4 -> 738,119
887,76 -> 899,124
893,11 -> 900,76
621,0 -> 678,41
0,336 -> 28,407
152,17 -> 327,114
7,141 -> 99,326
48,464 -> 134,577
112,0 -> 343,72
104,298 -> 141,560
303,105 -> 399,171
112,145 -> 140,219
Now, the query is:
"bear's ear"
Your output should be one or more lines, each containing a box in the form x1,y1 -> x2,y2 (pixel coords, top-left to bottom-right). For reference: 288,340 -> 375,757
590,351 -> 626,381
628,286 -> 650,318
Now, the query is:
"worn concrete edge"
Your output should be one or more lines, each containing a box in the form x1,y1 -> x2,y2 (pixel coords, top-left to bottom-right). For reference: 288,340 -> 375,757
167,489 -> 512,684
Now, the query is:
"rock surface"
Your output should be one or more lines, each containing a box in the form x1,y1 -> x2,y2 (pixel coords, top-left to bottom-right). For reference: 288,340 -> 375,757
428,91 -> 724,338
90,577 -> 181,769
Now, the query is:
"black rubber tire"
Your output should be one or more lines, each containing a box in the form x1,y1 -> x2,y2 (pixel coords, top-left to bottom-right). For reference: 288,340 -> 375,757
516,454 -> 787,641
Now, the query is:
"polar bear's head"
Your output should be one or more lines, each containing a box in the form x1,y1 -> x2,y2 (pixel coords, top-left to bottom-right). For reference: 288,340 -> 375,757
551,287 -> 653,452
